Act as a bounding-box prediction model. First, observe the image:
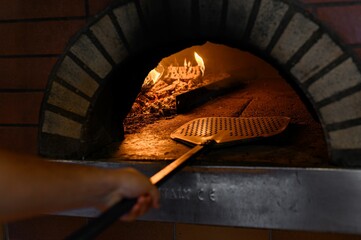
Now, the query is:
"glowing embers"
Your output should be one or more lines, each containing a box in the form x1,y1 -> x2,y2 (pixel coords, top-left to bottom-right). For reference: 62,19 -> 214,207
142,52 -> 205,91
164,52 -> 205,80
125,51 -> 215,133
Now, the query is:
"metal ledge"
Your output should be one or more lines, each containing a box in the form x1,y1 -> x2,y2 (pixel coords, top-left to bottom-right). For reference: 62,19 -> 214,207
57,160 -> 361,234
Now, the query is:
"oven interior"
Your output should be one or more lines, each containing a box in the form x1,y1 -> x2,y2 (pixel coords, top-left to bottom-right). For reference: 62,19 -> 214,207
91,42 -> 329,168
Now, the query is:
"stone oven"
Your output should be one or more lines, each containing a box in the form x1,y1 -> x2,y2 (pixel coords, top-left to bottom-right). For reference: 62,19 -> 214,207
39,0 -> 361,167
0,0 -> 361,240
3,0 -> 361,238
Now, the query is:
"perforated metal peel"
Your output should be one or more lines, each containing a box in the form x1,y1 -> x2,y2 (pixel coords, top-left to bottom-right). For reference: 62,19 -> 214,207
171,116 -> 290,146
151,116 -> 290,184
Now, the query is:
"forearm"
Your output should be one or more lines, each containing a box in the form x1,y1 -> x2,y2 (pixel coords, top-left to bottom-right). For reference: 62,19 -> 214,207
0,150 -> 117,222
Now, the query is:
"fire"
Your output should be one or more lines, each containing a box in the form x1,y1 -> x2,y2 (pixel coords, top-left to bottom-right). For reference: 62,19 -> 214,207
194,52 -> 205,76
148,68 -> 162,84
143,51 -> 206,89
127,51 -> 215,132
141,65 -> 164,91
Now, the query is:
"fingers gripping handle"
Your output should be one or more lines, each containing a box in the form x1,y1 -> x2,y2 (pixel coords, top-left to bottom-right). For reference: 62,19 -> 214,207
66,144 -> 206,240
66,198 -> 137,240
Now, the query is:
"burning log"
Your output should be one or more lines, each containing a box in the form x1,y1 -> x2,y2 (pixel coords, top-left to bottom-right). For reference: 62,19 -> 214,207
163,65 -> 202,84
124,52 -> 255,134
124,72 -> 244,134
127,52 -> 206,122
176,75 -> 247,113
125,81 -> 201,133
127,76 -> 205,118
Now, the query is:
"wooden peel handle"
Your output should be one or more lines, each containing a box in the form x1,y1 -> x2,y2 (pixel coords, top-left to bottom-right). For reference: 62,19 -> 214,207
150,145 -> 205,185
66,144 -> 206,240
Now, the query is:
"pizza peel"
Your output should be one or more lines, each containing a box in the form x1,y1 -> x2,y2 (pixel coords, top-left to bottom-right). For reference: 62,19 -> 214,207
67,116 -> 290,240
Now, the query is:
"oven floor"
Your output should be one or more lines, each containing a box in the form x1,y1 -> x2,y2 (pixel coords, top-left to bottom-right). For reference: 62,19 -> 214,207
112,73 -> 329,168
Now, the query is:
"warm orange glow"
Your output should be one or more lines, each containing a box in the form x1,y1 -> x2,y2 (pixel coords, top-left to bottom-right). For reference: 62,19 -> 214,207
149,69 -> 162,84
194,52 -> 205,76
142,67 -> 163,89
143,51 -> 205,89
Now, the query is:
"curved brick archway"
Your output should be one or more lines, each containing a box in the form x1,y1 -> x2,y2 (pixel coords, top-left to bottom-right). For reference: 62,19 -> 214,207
39,0 -> 361,166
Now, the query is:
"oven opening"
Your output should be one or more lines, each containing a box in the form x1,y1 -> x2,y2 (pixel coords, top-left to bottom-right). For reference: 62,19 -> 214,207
38,0 -> 361,167
113,42 -> 328,167
35,0 -> 361,233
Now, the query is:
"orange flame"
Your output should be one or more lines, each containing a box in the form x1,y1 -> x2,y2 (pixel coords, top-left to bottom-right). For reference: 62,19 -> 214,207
194,52 -> 205,76
144,51 -> 205,87
142,67 -> 163,90
148,69 -> 162,84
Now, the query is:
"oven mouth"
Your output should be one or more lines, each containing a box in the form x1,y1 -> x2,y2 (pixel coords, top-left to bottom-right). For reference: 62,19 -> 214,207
109,43 -> 328,168
38,0 -> 361,167
36,0 -> 361,235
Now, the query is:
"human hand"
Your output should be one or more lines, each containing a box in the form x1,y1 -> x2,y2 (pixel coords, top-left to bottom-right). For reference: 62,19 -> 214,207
103,168 -> 160,221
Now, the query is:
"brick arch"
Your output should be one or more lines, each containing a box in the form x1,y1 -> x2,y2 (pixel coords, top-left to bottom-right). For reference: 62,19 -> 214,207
39,0 -> 361,166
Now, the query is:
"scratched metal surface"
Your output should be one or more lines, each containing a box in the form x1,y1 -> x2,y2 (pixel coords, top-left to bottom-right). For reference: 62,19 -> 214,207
58,160 -> 361,234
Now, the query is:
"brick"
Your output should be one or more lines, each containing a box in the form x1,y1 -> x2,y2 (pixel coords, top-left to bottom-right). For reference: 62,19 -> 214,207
90,15 -> 128,64
48,82 -> 90,117
168,0 -> 193,38
41,110 -> 82,139
225,0 -> 255,41
0,126 -> 38,154
0,92 -> 43,124
329,125 -> 361,149
139,0 -> 168,44
291,34 -> 343,82
355,48 -> 361,61
320,91 -> 361,124
176,224 -> 269,240
250,0 -> 289,50
271,13 -> 319,64
88,0 -> 113,17
0,20 -> 85,55
0,0 -> 85,20
8,215 -> 87,240
300,0 -> 357,3
138,0 -> 165,24
0,225 -> 4,239
56,56 -> 99,97
272,229 -> 361,240
0,57 -> 57,89
113,2 -> 146,53
308,58 -> 361,102
70,34 -> 112,78
97,220 -> 173,240
199,0 -> 223,38
315,5 -> 361,45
